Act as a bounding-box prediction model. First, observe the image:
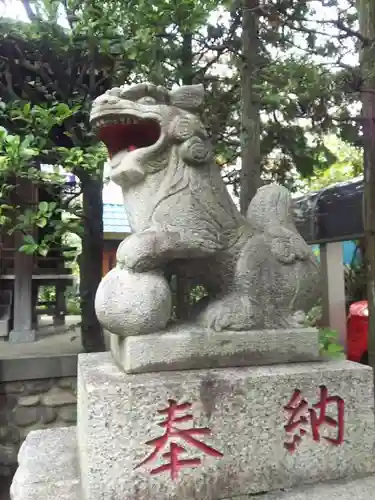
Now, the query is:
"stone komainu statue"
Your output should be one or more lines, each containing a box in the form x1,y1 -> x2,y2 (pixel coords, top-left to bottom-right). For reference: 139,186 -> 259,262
91,83 -> 320,335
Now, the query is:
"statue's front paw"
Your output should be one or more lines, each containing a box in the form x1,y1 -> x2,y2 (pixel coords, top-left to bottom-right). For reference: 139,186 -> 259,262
116,233 -> 157,272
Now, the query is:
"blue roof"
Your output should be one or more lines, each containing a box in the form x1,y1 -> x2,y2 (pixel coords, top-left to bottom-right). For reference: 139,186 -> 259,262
103,203 -> 132,233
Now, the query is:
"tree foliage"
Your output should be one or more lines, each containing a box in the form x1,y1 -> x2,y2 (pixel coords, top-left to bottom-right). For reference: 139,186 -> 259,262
0,0 -> 367,349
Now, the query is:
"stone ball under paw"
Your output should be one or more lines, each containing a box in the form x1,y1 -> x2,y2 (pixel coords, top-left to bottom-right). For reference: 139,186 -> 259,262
95,267 -> 172,337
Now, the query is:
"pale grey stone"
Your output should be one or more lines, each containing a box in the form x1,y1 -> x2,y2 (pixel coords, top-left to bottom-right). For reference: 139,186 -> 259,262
58,405 -> 77,423
250,475 -> 375,499
90,84 -> 321,337
10,427 -> 80,500
13,407 -> 38,427
24,380 -> 53,395
18,395 -> 40,407
57,377 -> 77,391
39,407 -> 58,424
114,326 -> 320,373
1,393 -> 18,413
41,386 -> 76,406
0,318 -> 9,337
13,406 -> 57,426
9,329 -> 36,343
0,381 -> 24,394
10,478 -> 80,500
16,427 -> 78,482
95,267 -> 172,337
77,352 -> 375,500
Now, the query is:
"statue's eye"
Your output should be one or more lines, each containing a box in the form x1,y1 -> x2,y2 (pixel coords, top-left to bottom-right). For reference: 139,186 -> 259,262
138,96 -> 156,105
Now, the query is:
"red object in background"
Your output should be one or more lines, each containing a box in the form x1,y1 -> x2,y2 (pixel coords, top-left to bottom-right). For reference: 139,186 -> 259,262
347,300 -> 369,364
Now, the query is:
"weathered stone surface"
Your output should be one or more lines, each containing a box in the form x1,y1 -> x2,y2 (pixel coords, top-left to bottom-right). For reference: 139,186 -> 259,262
18,395 -> 40,407
11,428 -> 80,499
10,479 -> 80,500
0,382 -> 24,394
0,426 -> 20,444
24,380 -> 53,395
0,443 -> 17,466
95,268 -> 172,337
39,407 -> 58,424
0,376 -> 78,479
13,407 -> 38,427
41,386 -> 76,406
13,406 -> 57,427
1,393 -> 18,411
11,427 -> 79,499
114,327 -> 320,374
78,352 -> 375,500
58,405 -> 77,423
57,377 -> 77,391
254,475 -> 375,499
91,84 -> 320,337
16,427 -> 78,482
9,423 -> 375,500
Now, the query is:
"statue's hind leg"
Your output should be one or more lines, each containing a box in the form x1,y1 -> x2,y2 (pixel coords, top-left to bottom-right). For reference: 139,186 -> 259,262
198,292 -> 264,331
197,233 -> 302,332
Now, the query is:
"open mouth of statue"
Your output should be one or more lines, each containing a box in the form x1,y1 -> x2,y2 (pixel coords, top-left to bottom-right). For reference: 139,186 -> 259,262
94,116 -> 161,158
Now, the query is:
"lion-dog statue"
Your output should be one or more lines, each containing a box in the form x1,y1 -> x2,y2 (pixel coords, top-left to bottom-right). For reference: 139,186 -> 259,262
90,83 -> 320,335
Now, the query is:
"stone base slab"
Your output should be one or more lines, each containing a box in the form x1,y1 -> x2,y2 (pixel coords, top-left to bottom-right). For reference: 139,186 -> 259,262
10,427 -> 80,500
11,426 -> 375,500
78,353 -> 375,499
110,326 -> 320,374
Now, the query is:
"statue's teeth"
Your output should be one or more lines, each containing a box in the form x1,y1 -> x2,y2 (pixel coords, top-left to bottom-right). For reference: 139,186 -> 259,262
93,115 -> 140,128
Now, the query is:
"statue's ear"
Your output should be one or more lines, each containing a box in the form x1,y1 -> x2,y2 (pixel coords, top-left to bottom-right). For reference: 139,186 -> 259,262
169,84 -> 204,111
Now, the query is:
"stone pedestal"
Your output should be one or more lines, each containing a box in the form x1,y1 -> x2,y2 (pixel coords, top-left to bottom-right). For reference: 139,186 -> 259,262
110,327 -> 321,373
77,353 -> 375,500
11,351 -> 375,500
11,426 -> 375,500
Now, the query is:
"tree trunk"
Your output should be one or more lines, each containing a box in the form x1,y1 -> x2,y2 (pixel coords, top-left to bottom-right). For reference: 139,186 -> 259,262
181,33 -> 194,85
79,173 -> 105,352
358,0 -> 375,386
240,0 -> 261,214
171,31 -> 195,319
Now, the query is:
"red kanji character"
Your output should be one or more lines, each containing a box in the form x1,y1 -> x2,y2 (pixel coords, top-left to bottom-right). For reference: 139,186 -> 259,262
283,386 -> 345,453
283,390 -> 310,453
310,386 -> 345,445
135,399 -> 223,480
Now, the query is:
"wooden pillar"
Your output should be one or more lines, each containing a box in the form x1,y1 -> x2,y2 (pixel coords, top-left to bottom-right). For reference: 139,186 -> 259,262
320,242 -> 347,349
9,178 -> 37,343
102,250 -> 109,277
359,0 -> 375,387
53,282 -> 66,326
32,281 -> 38,330
9,233 -> 35,343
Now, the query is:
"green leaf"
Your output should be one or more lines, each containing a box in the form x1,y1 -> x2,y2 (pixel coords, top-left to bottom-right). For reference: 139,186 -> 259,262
36,217 -> 47,228
23,234 -> 36,245
19,243 -> 38,254
327,343 -> 344,353
23,102 -> 31,115
38,246 -> 49,257
38,201 -> 49,213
